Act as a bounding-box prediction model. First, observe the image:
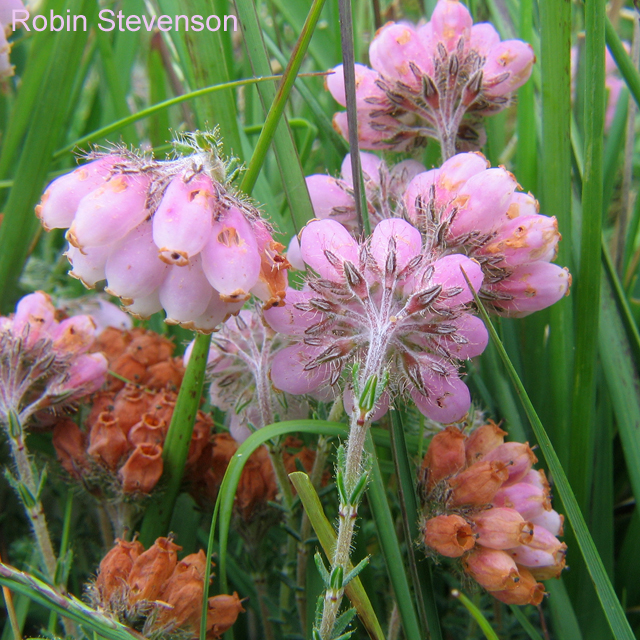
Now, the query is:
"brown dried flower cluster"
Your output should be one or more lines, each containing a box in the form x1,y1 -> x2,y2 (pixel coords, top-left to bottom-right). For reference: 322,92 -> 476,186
93,326 -> 185,392
420,424 -> 566,606
190,435 -> 319,521
91,537 -> 244,639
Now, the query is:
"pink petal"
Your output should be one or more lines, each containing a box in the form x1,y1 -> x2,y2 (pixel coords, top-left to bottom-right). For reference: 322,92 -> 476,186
326,63 -> 386,108
123,289 -> 163,319
306,174 -> 356,228
66,244 -> 110,288
263,288 -> 321,335
483,40 -> 535,97
158,255 -> 213,325
370,218 -> 423,274
200,206 -> 261,302
431,0 -> 473,52
105,221 -> 170,302
442,314 -> 488,359
369,22 -> 433,87
470,22 -> 500,57
36,156 -> 120,231
270,344 -> 330,395
340,152 -> 383,189
300,219 -> 359,280
429,254 -> 484,305
190,295 -> 244,333
152,172 -> 215,266
286,235 -> 306,271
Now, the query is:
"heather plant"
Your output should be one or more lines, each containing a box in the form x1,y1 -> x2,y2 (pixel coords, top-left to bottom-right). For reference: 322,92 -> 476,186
0,1 -> 639,640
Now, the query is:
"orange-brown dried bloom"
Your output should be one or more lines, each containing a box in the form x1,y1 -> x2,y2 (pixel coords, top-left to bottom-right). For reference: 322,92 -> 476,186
127,537 -> 181,603
87,411 -> 128,469
423,514 -> 475,558
421,426 -> 467,490
118,443 -> 164,494
94,538 -> 144,603
206,592 -> 245,639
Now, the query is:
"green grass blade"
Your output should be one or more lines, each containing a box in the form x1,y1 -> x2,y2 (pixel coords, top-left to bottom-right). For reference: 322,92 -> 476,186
509,605 -> 543,640
139,333 -> 212,545
465,275 -> 635,640
240,0 -> 327,197
0,0 -> 92,309
364,432 -> 423,640
569,0 -> 605,511
538,0 -> 574,464
389,410 -> 442,640
546,579 -> 584,640
234,0 -> 316,232
289,471 -> 385,640
0,564 -> 140,640
450,590 -> 499,640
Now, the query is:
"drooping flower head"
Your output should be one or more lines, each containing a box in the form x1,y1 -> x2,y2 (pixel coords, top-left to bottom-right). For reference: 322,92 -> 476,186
420,424 -> 565,605
266,218 -> 489,424
327,0 -> 535,158
0,291 -> 108,428
36,131 -> 289,332
402,152 -> 571,316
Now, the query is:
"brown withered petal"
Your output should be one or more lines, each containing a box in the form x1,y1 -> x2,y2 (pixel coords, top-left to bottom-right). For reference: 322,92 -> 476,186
112,384 -> 155,435
422,426 -> 466,490
127,537 -> 181,603
128,413 -> 166,447
491,566 -> 546,606
125,333 -> 175,366
52,418 -> 88,479
94,326 -> 131,361
448,460 -> 509,507
110,353 -> 147,389
87,411 -> 129,469
206,592 -> 245,639
148,390 -> 178,425
186,414 -> 214,469
87,390 -> 116,428
155,565 -> 204,632
95,538 -> 145,604
143,359 -> 185,390
463,547 -> 520,591
423,514 -> 475,557
471,507 -> 534,550
464,421 -> 508,464
119,443 -> 164,494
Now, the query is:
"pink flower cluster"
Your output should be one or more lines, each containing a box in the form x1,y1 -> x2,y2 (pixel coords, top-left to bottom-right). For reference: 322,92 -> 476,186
422,425 -> 565,605
36,144 -> 289,332
305,152 -> 570,317
327,0 -> 535,157
0,292 -> 107,424
403,152 -> 570,316
266,218 -> 489,423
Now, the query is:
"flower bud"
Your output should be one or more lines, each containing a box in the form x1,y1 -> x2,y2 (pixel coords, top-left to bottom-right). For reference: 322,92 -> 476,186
87,412 -> 128,469
55,353 -> 108,399
51,316 -> 97,355
127,537 -> 181,603
471,507 -> 534,549
465,422 -> 507,464
422,426 -> 466,490
95,538 -> 145,603
12,291 -> 55,347
491,566 -> 545,606
207,592 -> 245,639
483,40 -> 535,97
119,443 -> 164,494
449,460 -> 509,507
463,547 -> 519,591
159,256 -> 213,325
66,244 -> 110,288
424,514 -> 475,557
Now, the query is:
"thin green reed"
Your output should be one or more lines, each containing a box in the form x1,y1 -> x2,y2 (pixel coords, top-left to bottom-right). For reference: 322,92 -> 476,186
570,0 -> 605,513
538,0 -> 573,465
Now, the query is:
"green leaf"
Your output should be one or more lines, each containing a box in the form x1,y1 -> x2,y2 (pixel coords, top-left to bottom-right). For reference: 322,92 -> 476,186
605,18 -> 640,111
0,563 -> 140,640
450,590 -> 499,640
